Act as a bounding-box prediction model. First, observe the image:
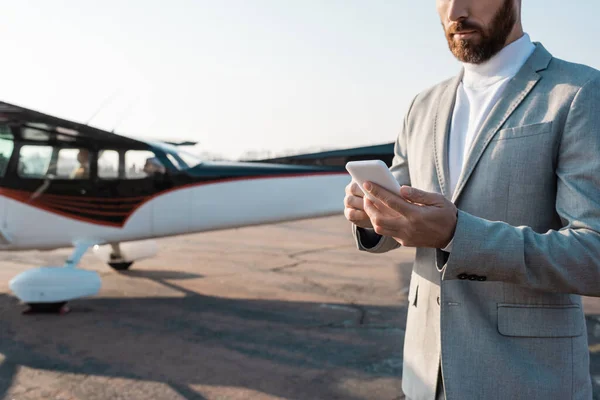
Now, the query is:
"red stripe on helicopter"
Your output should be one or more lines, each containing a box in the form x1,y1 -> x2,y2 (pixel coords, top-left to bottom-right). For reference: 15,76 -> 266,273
0,171 -> 349,227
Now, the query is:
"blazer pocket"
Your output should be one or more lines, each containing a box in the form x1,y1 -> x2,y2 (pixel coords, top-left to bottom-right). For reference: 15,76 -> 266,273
497,304 -> 584,338
492,121 -> 553,141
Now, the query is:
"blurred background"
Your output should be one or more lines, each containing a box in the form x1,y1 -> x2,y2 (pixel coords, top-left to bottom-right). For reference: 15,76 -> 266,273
1,0 -> 598,161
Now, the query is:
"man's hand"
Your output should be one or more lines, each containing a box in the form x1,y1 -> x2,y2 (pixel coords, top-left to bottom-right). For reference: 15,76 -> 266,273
344,181 -> 373,229
362,182 -> 457,248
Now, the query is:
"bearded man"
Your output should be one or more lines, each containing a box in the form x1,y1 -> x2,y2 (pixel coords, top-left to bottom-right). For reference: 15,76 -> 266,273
344,0 -> 600,399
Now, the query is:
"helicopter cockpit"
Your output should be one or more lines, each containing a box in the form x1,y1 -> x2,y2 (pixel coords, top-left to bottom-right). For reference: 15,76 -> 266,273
0,101 -> 200,227
1,123 -> 167,180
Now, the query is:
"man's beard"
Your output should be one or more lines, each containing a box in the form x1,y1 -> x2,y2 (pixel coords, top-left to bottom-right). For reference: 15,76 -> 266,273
444,0 -> 517,64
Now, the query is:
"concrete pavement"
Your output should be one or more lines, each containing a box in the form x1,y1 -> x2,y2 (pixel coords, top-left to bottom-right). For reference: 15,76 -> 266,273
0,215 -> 596,399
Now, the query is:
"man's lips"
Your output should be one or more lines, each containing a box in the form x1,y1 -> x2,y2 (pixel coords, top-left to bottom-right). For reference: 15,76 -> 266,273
452,30 -> 479,38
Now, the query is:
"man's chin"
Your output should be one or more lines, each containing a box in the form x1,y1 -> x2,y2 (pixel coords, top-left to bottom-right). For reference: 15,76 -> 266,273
452,35 -> 482,46
450,47 -> 487,64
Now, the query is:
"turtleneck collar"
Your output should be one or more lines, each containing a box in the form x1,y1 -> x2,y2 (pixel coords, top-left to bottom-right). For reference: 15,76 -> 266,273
462,33 -> 536,89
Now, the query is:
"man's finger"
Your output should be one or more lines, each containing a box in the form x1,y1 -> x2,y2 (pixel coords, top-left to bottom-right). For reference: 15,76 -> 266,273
363,197 -> 381,219
349,181 -> 365,198
372,224 -> 401,239
344,194 -> 364,210
400,186 -> 444,207
345,208 -> 369,223
363,198 -> 397,228
364,182 -> 418,214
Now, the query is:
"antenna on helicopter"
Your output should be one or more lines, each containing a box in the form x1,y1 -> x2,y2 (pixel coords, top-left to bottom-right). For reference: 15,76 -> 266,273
85,88 -> 122,125
110,95 -> 141,133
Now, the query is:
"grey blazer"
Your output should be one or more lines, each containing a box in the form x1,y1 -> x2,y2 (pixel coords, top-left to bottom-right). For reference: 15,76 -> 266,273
354,43 -> 600,399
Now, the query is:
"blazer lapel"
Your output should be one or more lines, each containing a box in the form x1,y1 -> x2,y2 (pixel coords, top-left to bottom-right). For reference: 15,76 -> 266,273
450,43 -> 553,204
434,73 -> 462,200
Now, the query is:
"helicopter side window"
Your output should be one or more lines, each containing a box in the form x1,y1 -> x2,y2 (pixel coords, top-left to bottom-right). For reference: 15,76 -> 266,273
21,126 -> 51,141
98,150 -> 119,179
18,145 -> 91,180
0,126 -> 14,178
125,150 -> 164,179
17,145 -> 53,178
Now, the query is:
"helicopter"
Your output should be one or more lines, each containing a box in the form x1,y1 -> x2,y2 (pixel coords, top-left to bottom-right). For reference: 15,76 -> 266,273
0,101 -> 351,313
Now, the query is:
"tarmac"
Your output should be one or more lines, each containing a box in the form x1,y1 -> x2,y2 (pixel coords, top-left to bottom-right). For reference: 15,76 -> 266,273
0,215 -> 596,400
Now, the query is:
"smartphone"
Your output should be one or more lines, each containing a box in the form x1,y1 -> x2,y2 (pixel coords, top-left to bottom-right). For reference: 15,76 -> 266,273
345,160 -> 401,199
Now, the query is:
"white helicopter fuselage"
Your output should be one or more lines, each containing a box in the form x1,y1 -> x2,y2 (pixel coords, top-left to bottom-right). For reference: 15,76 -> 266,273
0,172 -> 351,251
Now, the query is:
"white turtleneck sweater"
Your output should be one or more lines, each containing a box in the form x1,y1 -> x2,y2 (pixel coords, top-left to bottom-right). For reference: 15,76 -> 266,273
442,33 -> 536,252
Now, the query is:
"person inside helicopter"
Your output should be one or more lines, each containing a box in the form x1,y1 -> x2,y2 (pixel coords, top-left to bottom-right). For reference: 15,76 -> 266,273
142,157 -> 166,177
70,149 -> 90,179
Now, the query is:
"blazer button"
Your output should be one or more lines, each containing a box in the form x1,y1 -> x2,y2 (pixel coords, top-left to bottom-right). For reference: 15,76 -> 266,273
477,276 -> 487,281
437,296 -> 440,305
468,275 -> 478,281
458,273 -> 468,280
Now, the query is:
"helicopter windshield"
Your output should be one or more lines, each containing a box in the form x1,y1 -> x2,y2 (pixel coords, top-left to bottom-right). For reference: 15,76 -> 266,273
0,126 -> 14,178
163,149 -> 202,170
176,149 -> 202,168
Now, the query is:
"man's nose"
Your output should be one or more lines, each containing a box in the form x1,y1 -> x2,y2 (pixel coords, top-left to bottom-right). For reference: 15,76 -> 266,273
447,0 -> 469,22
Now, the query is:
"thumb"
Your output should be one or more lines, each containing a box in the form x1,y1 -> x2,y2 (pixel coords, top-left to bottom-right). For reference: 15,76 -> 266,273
400,186 -> 443,206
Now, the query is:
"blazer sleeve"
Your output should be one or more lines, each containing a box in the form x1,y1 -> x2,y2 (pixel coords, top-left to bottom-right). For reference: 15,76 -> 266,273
439,75 -> 600,296
353,95 -> 416,253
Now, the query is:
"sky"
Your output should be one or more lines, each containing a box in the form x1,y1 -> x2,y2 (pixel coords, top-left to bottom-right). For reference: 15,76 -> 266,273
0,1 -> 598,160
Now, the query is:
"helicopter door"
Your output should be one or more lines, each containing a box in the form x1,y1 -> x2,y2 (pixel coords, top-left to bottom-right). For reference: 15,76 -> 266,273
92,149 -> 155,236
146,153 -> 191,236
94,148 -> 191,237
10,145 -> 95,220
